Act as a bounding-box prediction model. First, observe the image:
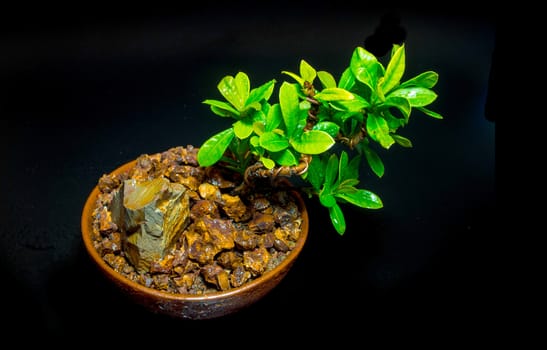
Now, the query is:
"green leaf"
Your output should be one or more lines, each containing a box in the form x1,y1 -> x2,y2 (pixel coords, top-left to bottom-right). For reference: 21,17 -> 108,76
217,73 -> 249,111
390,43 -> 402,57
416,106 -> 444,119
314,87 -> 355,102
381,44 -> 405,95
350,46 -> 384,92
325,153 -> 338,189
290,130 -> 335,155
246,79 -> 276,106
400,71 -> 439,89
250,135 -> 260,148
197,128 -> 235,167
338,151 -> 349,182
299,99 -> 311,111
279,82 -> 301,138
381,95 -> 411,120
329,94 -> 370,112
366,114 -> 395,149
259,131 -> 289,152
317,71 -> 337,88
361,142 -> 384,177
338,178 -> 360,189
265,103 -> 283,131
270,149 -> 298,167
346,154 -> 361,181
339,111 -> 364,123
338,67 -> 355,90
328,203 -> 346,235
260,157 -> 275,169
248,109 -> 266,128
392,134 -> 413,147
382,110 -> 406,131
306,155 -> 326,191
336,189 -> 383,209
281,70 -> 305,86
388,87 -> 437,107
300,59 -> 317,83
312,121 -> 340,137
203,99 -> 240,118
319,191 -> 336,207
253,121 -> 265,136
233,119 -> 254,139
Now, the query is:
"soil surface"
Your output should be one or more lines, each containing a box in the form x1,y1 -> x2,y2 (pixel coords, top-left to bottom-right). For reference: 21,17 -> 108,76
90,145 -> 303,295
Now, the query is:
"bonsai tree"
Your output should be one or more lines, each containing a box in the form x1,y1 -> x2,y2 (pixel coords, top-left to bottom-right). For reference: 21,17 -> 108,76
197,43 -> 443,235
83,43 -> 445,306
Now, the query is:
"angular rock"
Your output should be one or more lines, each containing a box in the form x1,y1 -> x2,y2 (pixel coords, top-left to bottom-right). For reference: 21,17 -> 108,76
110,177 -> 190,273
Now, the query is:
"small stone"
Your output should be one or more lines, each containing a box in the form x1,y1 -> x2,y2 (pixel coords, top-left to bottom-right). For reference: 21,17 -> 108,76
111,177 -> 190,273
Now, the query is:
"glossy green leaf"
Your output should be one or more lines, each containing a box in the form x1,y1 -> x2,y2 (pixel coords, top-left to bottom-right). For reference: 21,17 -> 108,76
324,153 -> 338,190
307,155 -> 326,191
233,119 -> 254,139
319,191 -> 336,207
229,137 -> 249,160
300,59 -> 317,83
400,71 -> 439,89
366,114 -> 394,149
338,151 -> 349,182
279,82 -> 301,137
330,95 -> 370,112
246,79 -> 276,106
317,71 -> 337,88
416,106 -> 444,119
338,67 -> 355,90
250,139 -> 264,157
290,130 -> 335,155
362,143 -> 384,177
314,88 -> 355,102
392,134 -> 413,148
269,149 -> 298,167
337,178 -> 360,190
376,77 -> 386,102
259,131 -> 289,152
350,46 -> 384,91
250,135 -> 260,148
346,154 -> 361,181
281,70 -> 305,86
336,189 -> 383,209
328,203 -> 346,235
197,128 -> 235,167
390,43 -> 402,57
381,44 -> 405,95
253,121 -> 265,136
217,73 -> 249,111
244,101 -> 262,112
299,99 -> 311,111
265,103 -> 282,131
203,99 -> 240,118
251,108 -> 266,123
258,157 -> 274,169
388,87 -> 437,107
313,121 -> 340,137
383,110 -> 407,131
382,95 -> 411,120
339,111 -> 364,123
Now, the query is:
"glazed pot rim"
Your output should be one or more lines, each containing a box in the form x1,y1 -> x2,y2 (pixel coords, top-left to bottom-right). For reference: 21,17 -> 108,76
81,158 -> 309,302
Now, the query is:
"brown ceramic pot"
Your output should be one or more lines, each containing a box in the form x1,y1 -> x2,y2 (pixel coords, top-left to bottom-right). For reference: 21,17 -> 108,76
81,159 -> 309,320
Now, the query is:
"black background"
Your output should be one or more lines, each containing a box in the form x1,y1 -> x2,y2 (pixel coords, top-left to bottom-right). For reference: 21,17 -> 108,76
1,4 -> 498,343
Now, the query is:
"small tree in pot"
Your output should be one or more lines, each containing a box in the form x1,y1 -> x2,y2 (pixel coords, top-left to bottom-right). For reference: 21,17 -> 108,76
83,43 -> 442,319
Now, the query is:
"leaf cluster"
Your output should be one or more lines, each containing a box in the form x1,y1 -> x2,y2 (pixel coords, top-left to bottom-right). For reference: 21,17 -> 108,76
197,44 -> 443,234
